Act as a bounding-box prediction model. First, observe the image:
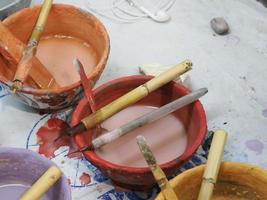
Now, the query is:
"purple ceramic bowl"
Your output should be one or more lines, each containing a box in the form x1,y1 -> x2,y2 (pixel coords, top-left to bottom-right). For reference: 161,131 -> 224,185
0,147 -> 71,200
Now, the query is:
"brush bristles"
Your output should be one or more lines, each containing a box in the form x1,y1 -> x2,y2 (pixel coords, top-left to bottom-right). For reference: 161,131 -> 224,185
11,80 -> 23,93
73,58 -> 82,73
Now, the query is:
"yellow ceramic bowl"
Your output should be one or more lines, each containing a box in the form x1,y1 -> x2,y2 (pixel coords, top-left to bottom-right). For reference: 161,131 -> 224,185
155,162 -> 267,200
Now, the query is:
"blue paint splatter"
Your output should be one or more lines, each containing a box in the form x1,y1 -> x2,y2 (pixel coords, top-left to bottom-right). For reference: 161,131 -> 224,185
246,139 -> 264,155
83,157 -> 108,183
262,108 -> 267,118
97,189 -> 125,200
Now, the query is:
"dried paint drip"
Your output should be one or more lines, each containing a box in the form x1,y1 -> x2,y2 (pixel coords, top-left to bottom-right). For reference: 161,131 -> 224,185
37,118 -> 82,159
79,172 -> 91,186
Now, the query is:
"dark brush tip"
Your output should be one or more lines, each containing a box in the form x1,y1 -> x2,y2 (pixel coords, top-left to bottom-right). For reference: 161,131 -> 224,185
66,123 -> 87,137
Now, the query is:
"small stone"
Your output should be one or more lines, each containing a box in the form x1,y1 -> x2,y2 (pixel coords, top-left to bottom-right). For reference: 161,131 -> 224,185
210,17 -> 229,35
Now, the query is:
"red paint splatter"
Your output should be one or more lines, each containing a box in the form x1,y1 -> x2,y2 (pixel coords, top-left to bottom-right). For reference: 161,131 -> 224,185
37,118 -> 83,159
79,172 -> 91,185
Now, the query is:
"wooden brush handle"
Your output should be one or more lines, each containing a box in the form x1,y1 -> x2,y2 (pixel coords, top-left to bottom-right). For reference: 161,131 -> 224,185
0,22 -> 58,89
19,166 -> 61,200
81,60 -> 192,130
197,129 -> 228,200
136,135 -> 178,200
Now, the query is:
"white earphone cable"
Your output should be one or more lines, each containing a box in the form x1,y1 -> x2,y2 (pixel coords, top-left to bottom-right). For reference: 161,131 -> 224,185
84,0 -> 176,23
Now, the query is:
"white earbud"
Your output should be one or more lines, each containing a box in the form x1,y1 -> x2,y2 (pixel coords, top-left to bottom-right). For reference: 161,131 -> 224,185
155,10 -> 171,22
139,6 -> 170,22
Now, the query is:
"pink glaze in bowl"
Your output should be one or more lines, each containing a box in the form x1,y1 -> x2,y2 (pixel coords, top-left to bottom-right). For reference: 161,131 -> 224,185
71,75 -> 207,191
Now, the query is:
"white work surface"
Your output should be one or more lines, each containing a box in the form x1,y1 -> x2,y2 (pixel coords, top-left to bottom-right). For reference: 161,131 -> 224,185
1,0 -> 267,199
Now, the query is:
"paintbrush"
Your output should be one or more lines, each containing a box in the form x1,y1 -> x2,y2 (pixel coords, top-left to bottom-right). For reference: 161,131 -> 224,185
12,0 -> 54,92
53,58 -> 101,144
136,135 -> 179,200
197,129 -> 228,200
73,58 -> 106,140
19,166 -> 61,200
71,88 -> 207,153
64,60 -> 192,138
73,58 -> 97,112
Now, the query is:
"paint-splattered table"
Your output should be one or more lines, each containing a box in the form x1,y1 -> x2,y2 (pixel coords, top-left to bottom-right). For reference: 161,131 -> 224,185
1,0 -> 267,199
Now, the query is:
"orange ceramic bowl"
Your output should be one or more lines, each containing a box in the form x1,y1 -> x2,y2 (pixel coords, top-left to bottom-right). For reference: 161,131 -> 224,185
0,4 -> 109,111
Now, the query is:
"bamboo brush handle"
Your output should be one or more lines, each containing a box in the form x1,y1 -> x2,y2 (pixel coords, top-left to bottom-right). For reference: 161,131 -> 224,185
19,166 -> 61,200
197,129 -> 228,200
12,0 -> 53,91
136,135 -> 178,200
81,60 -> 192,131
30,0 -> 53,43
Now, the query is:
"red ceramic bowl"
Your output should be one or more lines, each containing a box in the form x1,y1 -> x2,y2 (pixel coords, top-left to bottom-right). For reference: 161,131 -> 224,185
71,75 -> 207,191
